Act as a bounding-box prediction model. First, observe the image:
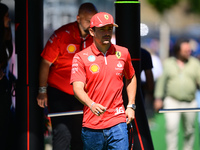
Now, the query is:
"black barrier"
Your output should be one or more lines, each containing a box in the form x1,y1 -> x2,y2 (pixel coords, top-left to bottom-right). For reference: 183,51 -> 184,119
115,1 -> 154,150
15,0 -> 44,149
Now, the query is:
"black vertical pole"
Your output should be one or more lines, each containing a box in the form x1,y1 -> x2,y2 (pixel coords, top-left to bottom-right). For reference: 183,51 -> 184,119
115,1 -> 154,150
15,0 -> 44,150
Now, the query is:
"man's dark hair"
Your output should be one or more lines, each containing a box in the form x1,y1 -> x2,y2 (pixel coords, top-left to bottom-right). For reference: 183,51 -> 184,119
0,3 -> 9,42
173,38 -> 189,57
0,2 -> 8,20
0,42 -> 8,70
78,2 -> 97,15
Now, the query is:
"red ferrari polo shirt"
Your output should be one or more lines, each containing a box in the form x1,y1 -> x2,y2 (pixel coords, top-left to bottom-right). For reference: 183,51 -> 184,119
41,21 -> 93,95
70,43 -> 135,129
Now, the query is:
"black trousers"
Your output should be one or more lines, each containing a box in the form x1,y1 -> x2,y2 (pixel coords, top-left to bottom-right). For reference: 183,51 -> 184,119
0,76 -> 13,150
48,86 -> 83,150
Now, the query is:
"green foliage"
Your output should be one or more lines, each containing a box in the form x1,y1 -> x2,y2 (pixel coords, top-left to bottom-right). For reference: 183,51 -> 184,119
188,0 -> 200,14
147,0 -> 180,14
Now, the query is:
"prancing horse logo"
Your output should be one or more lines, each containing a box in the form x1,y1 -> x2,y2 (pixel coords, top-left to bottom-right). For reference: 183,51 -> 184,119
104,15 -> 109,20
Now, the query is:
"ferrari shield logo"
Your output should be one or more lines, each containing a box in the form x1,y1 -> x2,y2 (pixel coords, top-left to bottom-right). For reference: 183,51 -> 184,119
116,51 -> 121,59
104,15 -> 109,20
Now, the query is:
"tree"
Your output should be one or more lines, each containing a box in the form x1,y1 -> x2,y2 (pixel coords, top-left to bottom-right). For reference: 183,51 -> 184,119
147,0 -> 200,60
147,0 -> 179,14
147,0 -> 180,61
188,0 -> 200,14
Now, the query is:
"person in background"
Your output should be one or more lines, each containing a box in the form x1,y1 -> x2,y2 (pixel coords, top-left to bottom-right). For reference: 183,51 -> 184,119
0,2 -> 13,58
140,48 -> 154,97
70,12 -> 137,150
36,3 -> 97,150
140,48 -> 154,118
0,2 -> 14,150
154,38 -> 200,150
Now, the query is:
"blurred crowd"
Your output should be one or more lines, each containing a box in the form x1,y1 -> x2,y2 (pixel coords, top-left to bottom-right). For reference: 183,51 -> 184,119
141,37 -> 200,150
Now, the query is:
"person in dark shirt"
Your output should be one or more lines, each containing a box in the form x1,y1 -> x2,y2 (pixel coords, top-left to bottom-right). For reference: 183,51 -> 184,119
140,48 -> 154,117
0,3 -> 14,149
140,48 -> 154,98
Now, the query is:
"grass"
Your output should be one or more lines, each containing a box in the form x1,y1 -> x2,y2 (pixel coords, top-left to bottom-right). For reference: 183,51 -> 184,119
149,113 -> 200,150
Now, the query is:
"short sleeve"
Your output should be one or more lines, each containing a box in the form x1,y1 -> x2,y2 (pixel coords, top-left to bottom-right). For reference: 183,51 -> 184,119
70,54 -> 86,84
41,32 -> 61,63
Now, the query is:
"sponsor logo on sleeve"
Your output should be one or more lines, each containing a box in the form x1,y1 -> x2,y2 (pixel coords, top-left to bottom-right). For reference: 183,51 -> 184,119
71,56 -> 80,74
65,30 -> 70,34
72,56 -> 79,63
71,66 -> 78,74
49,33 -> 57,44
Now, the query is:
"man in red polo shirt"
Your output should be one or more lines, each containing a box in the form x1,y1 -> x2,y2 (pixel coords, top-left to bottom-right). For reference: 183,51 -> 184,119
70,12 -> 137,150
37,3 -> 97,150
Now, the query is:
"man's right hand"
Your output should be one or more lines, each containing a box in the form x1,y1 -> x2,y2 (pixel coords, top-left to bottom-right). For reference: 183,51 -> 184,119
37,93 -> 48,108
90,102 -> 107,116
154,99 -> 163,112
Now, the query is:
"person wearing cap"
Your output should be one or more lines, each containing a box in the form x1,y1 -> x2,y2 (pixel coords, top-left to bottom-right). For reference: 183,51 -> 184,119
70,12 -> 137,150
37,3 -> 97,150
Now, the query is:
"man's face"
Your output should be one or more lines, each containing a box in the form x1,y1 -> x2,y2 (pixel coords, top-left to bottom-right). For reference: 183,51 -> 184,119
77,12 -> 96,35
4,12 -> 10,28
179,42 -> 191,60
91,24 -> 113,45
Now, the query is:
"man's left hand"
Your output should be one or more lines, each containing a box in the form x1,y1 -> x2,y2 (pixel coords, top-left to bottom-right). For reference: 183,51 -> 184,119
125,108 -> 135,124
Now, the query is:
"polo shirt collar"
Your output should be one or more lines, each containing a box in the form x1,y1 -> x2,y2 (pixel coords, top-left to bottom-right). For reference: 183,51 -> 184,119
91,43 -> 116,56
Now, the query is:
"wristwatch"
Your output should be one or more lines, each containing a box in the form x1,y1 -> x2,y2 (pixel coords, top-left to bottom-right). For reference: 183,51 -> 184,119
127,104 -> 136,110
